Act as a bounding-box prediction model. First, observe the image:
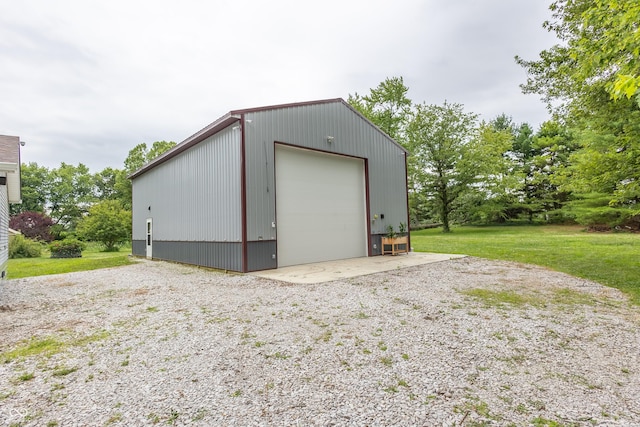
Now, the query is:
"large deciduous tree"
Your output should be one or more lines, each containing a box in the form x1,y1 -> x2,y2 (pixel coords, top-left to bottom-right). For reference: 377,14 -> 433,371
406,102 -> 478,232
11,162 -> 49,215
47,163 -> 95,230
124,140 -> 176,174
516,0 -> 640,211
121,140 -> 176,208
348,77 -> 412,142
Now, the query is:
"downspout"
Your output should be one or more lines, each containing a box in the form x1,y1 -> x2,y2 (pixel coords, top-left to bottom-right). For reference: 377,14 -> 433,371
364,159 -> 372,256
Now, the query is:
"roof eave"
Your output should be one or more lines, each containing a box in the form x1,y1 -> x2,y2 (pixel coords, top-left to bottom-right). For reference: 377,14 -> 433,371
128,113 -> 240,179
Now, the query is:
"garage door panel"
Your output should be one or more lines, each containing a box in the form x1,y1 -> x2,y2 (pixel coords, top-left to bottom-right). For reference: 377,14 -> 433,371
276,145 -> 367,267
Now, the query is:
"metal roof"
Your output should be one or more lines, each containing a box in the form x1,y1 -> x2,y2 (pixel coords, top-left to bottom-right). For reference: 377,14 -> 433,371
128,98 -> 406,179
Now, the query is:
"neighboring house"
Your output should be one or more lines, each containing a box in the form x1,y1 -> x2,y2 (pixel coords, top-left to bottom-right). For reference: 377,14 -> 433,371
129,99 -> 409,273
0,135 -> 23,279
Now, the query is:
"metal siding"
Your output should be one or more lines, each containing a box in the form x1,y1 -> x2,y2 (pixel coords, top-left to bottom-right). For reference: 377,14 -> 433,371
246,241 -> 277,271
244,101 -> 408,242
0,185 -> 8,278
131,99 -> 407,270
132,124 -> 242,243
132,240 -> 146,257
152,241 -> 242,271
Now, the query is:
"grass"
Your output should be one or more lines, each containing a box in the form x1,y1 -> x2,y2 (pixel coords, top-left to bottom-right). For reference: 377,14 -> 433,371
411,225 -> 640,304
8,243 -> 134,279
1,330 -> 110,363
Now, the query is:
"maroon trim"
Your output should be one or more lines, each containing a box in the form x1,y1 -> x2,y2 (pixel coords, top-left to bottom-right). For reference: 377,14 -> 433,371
274,141 -> 366,161
364,159 -> 372,256
128,114 -> 239,179
404,152 -> 411,251
129,97 -> 408,180
272,141 -> 278,268
230,98 -> 343,115
240,114 -> 248,273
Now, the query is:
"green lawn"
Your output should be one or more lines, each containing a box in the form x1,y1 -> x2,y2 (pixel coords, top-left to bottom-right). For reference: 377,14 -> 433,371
411,225 -> 640,304
8,243 -> 134,279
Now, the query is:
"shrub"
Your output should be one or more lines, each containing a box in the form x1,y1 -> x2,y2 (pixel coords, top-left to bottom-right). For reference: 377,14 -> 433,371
77,200 -> 131,251
49,238 -> 86,258
9,235 -> 43,259
9,211 -> 54,242
566,193 -> 639,231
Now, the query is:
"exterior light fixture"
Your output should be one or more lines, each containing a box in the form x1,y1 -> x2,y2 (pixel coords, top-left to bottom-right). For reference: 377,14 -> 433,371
327,136 -> 334,144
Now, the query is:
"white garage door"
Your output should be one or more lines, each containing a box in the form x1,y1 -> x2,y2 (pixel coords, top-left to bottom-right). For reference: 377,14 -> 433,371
275,145 -> 367,267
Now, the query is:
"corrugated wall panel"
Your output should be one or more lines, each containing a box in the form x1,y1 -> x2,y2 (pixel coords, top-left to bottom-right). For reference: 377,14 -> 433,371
0,185 -> 8,278
244,101 -> 408,241
132,124 -> 242,242
153,241 -> 242,271
132,240 -> 145,257
246,241 -> 277,271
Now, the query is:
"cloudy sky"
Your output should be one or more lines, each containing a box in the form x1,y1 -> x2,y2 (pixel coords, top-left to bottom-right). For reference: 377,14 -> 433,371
2,0 -> 558,172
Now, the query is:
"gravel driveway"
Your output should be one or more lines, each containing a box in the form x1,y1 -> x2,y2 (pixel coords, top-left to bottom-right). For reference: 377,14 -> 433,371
1,257 -> 639,426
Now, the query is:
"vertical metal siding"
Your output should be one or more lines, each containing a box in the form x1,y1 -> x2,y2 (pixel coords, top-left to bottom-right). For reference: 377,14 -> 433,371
246,241 -> 277,271
153,241 -> 242,271
132,124 -> 242,242
0,185 -> 8,278
131,240 -> 145,257
244,101 -> 408,241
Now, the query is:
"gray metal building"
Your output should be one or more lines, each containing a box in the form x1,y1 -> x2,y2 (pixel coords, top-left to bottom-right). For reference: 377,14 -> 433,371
130,99 -> 409,272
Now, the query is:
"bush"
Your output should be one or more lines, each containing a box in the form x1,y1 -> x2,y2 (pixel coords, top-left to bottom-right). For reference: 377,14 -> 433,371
9,211 -> 54,242
49,238 -> 86,258
76,200 -> 131,251
566,193 -> 639,231
9,235 -> 43,259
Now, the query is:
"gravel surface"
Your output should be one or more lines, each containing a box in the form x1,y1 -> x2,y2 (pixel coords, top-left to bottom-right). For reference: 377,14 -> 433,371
1,257 -> 639,426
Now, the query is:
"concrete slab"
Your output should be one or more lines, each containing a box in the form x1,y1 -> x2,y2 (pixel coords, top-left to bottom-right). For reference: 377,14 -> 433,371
250,252 -> 466,284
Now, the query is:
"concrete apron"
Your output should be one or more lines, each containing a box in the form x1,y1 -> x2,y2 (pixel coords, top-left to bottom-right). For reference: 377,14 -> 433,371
250,252 -> 467,284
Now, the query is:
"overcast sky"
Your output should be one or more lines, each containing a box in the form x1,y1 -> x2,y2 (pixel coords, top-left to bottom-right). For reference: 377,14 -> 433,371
2,0 -> 558,172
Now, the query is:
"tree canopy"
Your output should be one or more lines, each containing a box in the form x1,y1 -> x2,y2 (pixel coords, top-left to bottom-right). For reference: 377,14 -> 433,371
516,0 -> 640,213
12,141 -> 176,235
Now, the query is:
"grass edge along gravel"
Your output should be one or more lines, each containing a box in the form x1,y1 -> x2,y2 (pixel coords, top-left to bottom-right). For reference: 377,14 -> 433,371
8,243 -> 134,279
411,224 -> 640,304
8,226 -> 639,304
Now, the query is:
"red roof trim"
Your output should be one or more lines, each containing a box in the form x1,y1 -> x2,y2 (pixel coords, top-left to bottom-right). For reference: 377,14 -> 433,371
128,97 -> 407,179
229,98 -> 344,115
128,113 -> 239,179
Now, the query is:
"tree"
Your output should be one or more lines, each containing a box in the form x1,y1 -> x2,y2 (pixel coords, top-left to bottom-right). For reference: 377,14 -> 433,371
348,77 -> 412,142
77,200 -> 131,251
11,162 -> 49,215
575,0 -> 640,104
9,211 -> 54,242
124,140 -> 176,174
406,102 -> 478,232
516,0 -> 640,110
121,140 -> 176,208
516,0 -> 640,210
529,121 -> 578,219
464,121 -> 522,224
47,163 -> 95,230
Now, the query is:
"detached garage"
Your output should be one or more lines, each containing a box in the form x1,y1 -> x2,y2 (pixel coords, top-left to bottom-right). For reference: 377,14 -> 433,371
129,99 -> 408,272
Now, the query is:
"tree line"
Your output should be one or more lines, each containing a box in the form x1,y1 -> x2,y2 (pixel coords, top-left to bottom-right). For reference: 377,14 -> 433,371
11,0 -> 639,242
350,0 -> 639,232
10,141 -> 175,251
